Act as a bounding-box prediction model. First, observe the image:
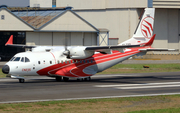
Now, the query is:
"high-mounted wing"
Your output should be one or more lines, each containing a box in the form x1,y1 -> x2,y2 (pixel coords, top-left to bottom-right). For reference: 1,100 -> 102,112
85,45 -> 140,50
85,45 -> 141,54
5,35 -> 36,48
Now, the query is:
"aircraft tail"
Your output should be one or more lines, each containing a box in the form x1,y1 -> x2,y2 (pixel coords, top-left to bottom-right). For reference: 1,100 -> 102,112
119,8 -> 155,46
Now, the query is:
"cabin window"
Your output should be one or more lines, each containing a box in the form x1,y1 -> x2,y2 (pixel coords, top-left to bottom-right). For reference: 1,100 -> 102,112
87,60 -> 89,63
83,60 -> 86,63
72,60 -> 75,63
80,60 -> 82,63
21,57 -> 24,62
57,60 -> 60,64
76,60 -> 78,63
61,60 -> 63,64
14,57 -> 21,61
38,61 -> 41,64
25,57 -> 30,62
91,60 -> 93,63
69,61 -> 71,63
50,61 -> 52,64
65,60 -> 67,64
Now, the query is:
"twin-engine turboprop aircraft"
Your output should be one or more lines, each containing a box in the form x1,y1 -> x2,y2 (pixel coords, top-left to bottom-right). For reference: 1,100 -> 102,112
2,8 -> 176,83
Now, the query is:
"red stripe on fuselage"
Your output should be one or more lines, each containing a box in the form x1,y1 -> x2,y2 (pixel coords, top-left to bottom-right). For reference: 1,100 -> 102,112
36,47 -> 148,77
50,52 -> 56,64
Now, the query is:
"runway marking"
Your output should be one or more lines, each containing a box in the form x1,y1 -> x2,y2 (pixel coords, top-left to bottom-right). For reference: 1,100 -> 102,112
117,84 -> 180,89
0,92 -> 180,104
93,74 -> 141,78
94,82 -> 180,89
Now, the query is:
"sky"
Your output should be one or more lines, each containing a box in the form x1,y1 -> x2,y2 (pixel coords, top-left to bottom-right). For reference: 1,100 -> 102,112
0,0 -> 29,7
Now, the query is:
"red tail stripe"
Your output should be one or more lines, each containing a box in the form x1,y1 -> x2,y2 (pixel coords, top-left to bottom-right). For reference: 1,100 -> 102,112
144,20 -> 153,31
143,24 -> 151,36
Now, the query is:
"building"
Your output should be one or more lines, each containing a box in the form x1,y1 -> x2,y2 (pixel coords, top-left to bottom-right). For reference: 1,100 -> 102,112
0,0 -> 29,7
0,6 -> 108,60
0,0 -> 180,60
55,0 -> 180,54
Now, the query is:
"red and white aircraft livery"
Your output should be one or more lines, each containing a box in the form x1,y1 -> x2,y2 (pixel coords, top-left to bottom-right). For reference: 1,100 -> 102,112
2,8 -> 176,83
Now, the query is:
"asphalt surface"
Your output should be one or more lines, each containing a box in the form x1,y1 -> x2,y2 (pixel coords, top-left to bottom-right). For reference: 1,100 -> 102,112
0,72 -> 180,103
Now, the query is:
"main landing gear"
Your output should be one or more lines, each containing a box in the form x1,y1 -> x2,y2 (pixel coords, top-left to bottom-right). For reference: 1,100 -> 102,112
55,77 -> 69,82
19,79 -> 25,83
55,76 -> 91,82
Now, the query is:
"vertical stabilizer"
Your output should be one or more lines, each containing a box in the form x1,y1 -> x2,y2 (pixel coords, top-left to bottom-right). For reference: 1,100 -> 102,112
119,8 -> 155,46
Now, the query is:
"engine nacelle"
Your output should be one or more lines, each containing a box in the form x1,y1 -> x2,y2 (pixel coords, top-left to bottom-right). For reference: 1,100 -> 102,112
68,47 -> 94,59
32,46 -> 53,52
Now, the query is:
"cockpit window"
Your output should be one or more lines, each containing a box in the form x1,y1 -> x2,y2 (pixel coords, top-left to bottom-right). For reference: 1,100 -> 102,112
25,57 -> 30,62
10,57 -> 15,61
14,57 -> 21,61
21,57 -> 24,62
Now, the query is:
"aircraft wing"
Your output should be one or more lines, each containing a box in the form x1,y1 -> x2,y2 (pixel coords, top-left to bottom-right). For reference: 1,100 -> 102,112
85,45 -> 140,53
6,44 -> 36,48
85,45 -> 140,50
139,48 -> 178,52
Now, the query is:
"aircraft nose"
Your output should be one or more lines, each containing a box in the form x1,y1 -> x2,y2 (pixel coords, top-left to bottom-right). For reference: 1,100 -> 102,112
2,65 -> 10,74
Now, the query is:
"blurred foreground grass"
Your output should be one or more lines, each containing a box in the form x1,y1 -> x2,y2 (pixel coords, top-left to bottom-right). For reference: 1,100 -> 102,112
1,95 -> 180,113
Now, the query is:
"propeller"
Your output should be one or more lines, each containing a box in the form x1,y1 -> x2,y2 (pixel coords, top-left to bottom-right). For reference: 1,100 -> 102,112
63,37 -> 71,58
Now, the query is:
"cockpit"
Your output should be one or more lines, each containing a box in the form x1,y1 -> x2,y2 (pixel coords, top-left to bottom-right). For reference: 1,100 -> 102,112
10,57 -> 30,62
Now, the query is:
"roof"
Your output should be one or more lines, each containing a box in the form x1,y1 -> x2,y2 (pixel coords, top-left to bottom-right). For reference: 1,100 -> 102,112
3,6 -> 99,32
11,7 -> 67,29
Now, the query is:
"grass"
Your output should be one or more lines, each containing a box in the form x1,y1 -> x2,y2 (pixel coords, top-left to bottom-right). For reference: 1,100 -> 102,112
98,63 -> 180,74
0,69 -> 6,78
1,95 -> 180,113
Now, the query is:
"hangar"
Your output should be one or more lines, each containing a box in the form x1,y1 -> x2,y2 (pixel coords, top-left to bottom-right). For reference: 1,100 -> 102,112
0,6 -> 109,60
1,0 -> 180,60
54,0 -> 180,54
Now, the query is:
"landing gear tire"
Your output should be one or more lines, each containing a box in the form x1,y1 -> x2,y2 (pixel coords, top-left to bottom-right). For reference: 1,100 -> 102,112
19,79 -> 25,83
63,77 -> 69,82
56,76 -> 62,82
84,77 -> 91,81
77,78 -> 83,82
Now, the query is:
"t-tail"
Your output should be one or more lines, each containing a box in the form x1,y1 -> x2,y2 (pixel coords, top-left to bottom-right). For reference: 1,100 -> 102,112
119,8 -> 155,46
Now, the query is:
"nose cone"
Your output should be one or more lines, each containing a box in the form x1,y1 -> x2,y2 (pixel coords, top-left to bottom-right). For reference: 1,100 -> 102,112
2,65 -> 9,74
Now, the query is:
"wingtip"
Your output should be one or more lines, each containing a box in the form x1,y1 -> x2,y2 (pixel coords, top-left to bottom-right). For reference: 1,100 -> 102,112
5,35 -> 13,45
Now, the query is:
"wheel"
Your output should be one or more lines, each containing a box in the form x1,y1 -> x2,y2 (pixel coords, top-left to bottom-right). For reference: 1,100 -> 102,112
84,77 -> 91,81
63,77 -> 69,82
56,76 -> 62,82
77,78 -> 83,81
19,79 -> 25,83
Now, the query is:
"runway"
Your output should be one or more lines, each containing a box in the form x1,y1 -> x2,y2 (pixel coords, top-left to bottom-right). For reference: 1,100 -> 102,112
0,72 -> 180,103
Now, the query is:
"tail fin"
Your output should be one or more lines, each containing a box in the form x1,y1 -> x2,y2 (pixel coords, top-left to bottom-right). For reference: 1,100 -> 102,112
119,8 -> 155,46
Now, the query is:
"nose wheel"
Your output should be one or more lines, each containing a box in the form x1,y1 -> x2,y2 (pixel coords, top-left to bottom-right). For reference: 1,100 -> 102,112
19,79 -> 25,83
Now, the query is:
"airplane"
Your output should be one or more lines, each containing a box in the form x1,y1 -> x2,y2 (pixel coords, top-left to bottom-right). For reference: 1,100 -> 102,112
2,8 -> 176,83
